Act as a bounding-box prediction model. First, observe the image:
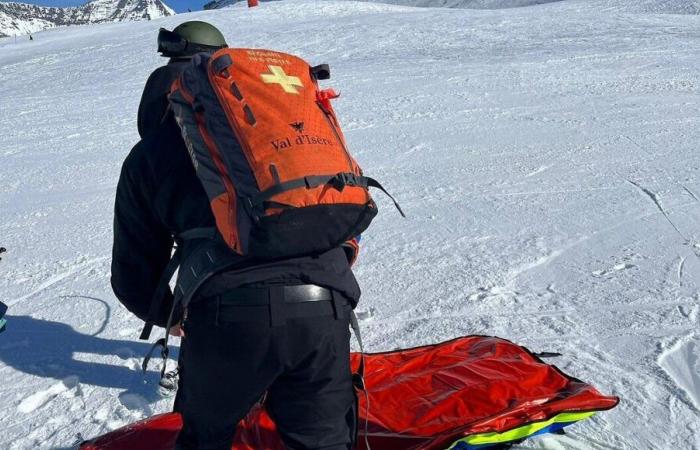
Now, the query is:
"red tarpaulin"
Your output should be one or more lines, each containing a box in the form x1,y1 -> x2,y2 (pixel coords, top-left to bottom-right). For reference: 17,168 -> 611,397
81,336 -> 618,450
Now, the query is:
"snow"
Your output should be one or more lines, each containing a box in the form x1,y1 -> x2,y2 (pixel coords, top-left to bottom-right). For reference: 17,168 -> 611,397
1,0 -> 700,448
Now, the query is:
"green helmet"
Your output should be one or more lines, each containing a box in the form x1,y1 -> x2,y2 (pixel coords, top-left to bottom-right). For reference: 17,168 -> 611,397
158,21 -> 227,58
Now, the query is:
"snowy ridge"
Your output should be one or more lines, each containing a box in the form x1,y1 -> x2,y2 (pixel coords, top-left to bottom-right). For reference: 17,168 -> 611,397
1,0 -> 700,448
0,0 -> 174,37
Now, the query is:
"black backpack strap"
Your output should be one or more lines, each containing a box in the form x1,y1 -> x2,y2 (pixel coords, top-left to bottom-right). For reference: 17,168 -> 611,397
250,175 -> 335,207
171,238 -> 246,307
139,245 -> 184,341
142,238 -> 246,375
362,176 -> 406,218
138,227 -> 220,341
179,227 -> 218,240
349,309 -> 371,450
349,309 -> 365,388
250,173 -> 406,217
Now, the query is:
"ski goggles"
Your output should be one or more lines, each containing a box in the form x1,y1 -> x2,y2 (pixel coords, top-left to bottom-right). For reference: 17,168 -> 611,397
157,28 -> 227,58
0,300 -> 7,333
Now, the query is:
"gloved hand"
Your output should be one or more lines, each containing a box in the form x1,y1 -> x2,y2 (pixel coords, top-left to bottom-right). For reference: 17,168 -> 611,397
169,323 -> 185,337
342,235 -> 361,266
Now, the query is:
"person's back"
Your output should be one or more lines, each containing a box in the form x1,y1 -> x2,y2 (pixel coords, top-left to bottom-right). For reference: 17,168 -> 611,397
111,21 -> 360,450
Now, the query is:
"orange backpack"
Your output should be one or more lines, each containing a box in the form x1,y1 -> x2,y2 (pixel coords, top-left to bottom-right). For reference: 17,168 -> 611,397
169,48 -> 403,259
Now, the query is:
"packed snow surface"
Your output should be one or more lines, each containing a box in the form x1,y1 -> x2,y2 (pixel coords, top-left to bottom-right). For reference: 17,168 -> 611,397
1,0 -> 700,448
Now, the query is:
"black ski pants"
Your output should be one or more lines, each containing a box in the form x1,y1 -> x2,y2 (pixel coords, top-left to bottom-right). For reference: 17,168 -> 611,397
173,289 -> 356,450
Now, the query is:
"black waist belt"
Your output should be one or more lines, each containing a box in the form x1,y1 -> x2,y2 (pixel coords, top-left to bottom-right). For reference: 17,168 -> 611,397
192,284 -> 343,326
215,284 -> 333,306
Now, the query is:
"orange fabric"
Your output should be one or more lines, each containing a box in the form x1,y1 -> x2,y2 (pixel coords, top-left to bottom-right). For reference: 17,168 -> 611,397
207,48 -> 369,208
210,192 -> 237,251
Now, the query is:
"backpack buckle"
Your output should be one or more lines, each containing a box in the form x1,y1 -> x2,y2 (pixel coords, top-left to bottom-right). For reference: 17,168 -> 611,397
332,173 -> 357,191
311,64 -> 331,80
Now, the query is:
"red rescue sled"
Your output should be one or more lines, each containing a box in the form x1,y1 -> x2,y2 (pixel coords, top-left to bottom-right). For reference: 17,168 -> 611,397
80,336 -> 618,450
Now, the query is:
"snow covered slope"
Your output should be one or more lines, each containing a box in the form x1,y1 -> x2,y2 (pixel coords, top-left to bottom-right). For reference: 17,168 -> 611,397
203,0 -> 564,10
373,0 -> 700,13
204,0 -> 700,14
1,0 -> 700,449
593,0 -> 700,14
0,0 -> 174,37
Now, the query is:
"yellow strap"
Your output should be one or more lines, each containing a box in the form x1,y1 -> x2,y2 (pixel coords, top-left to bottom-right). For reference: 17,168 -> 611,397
446,411 -> 596,449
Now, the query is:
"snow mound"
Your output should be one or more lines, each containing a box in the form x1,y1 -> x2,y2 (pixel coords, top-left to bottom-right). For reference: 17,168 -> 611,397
659,335 -> 700,410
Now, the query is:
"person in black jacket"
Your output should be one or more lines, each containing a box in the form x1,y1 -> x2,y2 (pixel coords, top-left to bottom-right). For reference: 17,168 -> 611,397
112,22 -> 359,450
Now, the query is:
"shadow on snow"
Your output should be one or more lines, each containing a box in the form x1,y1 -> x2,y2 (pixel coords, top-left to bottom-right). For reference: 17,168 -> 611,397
0,314 -> 179,403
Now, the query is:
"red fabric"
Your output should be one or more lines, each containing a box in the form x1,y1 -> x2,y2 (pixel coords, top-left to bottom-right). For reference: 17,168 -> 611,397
80,336 -> 618,450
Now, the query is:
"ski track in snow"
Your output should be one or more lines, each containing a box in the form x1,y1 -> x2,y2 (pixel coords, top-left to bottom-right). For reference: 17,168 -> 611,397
6,256 -> 109,307
2,0 -> 700,448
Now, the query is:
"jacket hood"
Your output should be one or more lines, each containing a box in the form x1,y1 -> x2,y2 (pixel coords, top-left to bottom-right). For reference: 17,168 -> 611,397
137,60 -> 189,139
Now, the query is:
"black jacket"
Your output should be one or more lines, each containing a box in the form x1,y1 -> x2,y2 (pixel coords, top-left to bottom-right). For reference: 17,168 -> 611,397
111,67 -> 360,327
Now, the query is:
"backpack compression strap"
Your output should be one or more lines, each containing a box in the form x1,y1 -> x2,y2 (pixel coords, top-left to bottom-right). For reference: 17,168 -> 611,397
250,173 -> 406,218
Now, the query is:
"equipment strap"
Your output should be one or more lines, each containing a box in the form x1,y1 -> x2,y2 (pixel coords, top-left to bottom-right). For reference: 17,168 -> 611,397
349,309 -> 365,385
142,286 -> 180,380
350,309 -> 371,450
178,227 -> 219,240
139,245 -> 183,341
141,239 -> 246,381
139,228 -> 221,341
142,337 -> 168,378
363,176 -> 406,218
251,173 -> 406,217
252,175 -> 335,206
